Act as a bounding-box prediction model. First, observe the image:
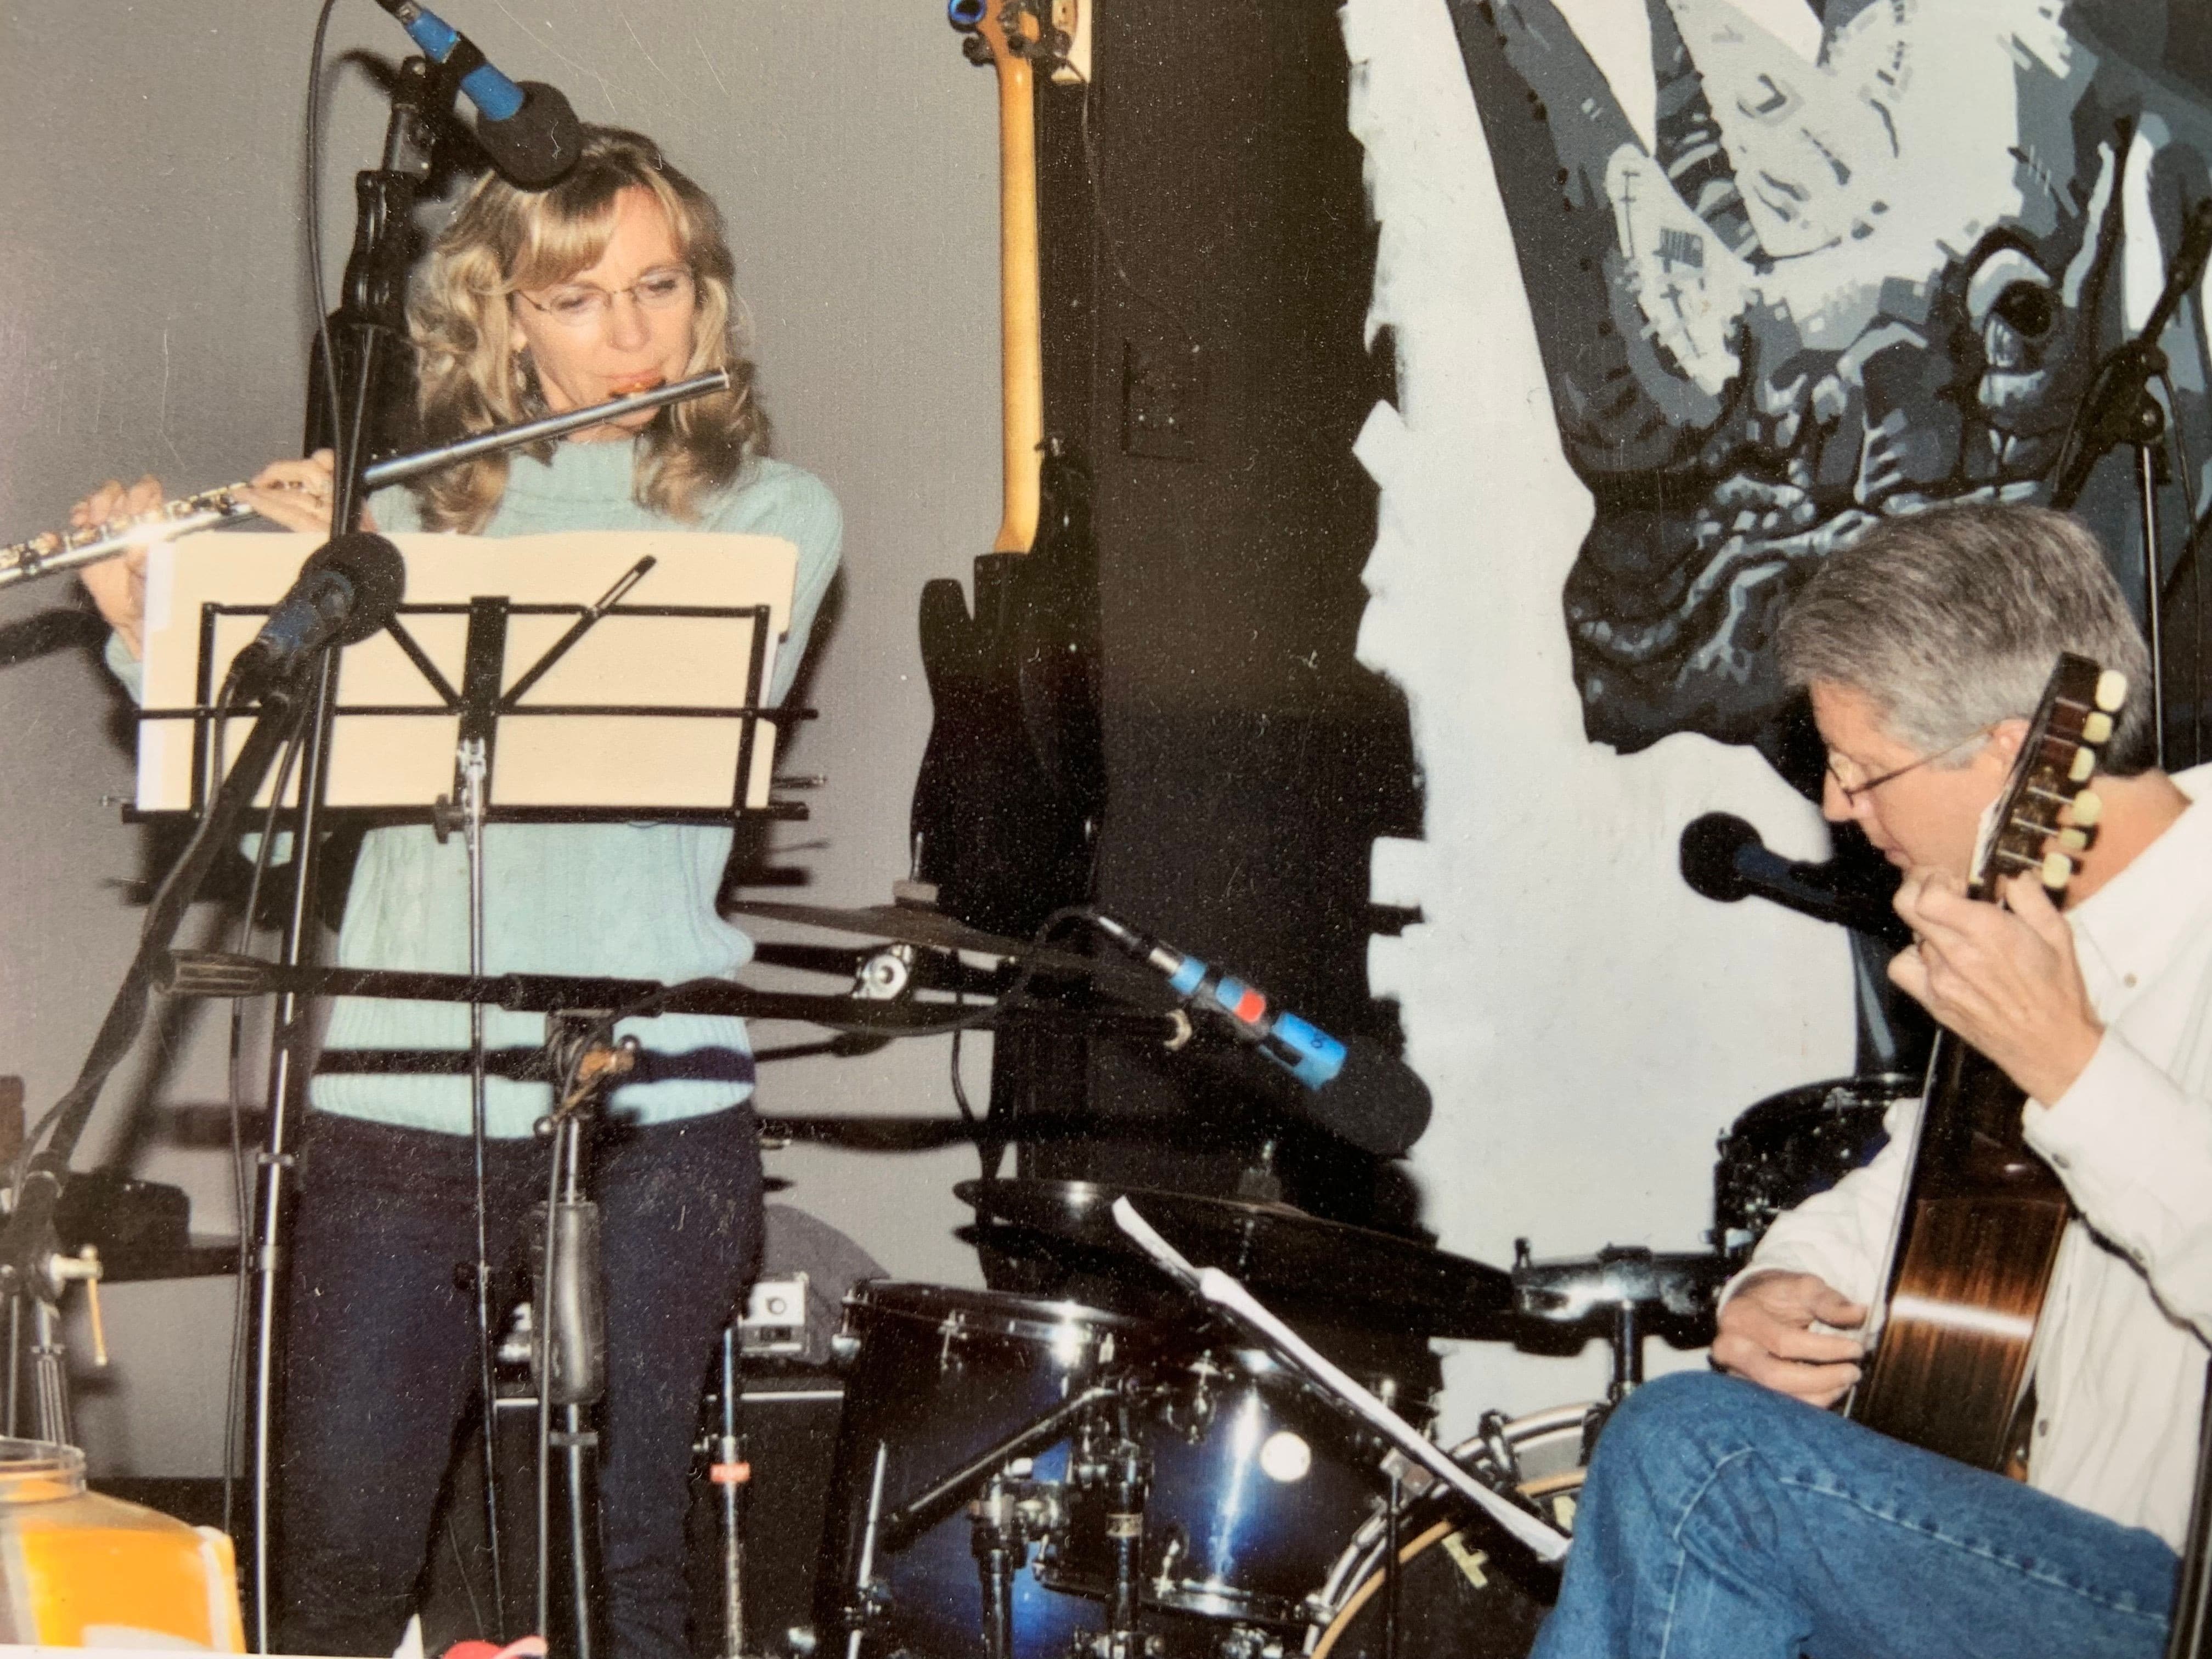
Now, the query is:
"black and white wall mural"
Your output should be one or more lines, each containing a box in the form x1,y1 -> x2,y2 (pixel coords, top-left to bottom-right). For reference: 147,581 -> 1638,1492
1344,0 -> 2212,1422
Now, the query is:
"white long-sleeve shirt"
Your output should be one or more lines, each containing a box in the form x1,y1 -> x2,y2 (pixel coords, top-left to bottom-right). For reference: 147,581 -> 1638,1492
1739,763 -> 2212,1549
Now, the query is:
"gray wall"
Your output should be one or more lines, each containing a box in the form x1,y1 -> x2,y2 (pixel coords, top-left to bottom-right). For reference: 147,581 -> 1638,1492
0,0 -> 999,1474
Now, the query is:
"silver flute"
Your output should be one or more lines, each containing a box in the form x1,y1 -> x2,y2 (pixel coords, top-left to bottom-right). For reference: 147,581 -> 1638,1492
0,368 -> 734,590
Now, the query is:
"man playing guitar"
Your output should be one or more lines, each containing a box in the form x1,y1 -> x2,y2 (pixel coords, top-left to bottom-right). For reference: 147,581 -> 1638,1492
1532,504 -> 2204,1659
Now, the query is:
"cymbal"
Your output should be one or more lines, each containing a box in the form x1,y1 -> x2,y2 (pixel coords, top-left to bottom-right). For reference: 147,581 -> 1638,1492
725,900 -> 1161,997
957,1178 -> 1514,1339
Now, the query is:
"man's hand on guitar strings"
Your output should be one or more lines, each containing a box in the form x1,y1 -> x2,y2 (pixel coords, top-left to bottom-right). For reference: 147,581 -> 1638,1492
1888,866 -> 2104,1108
1712,1271 -> 1867,1407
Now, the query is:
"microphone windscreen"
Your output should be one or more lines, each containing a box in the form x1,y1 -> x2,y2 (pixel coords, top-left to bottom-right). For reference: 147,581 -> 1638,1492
1679,812 -> 1760,903
315,533 -> 409,644
1306,1034 -> 1431,1158
479,82 -> 584,189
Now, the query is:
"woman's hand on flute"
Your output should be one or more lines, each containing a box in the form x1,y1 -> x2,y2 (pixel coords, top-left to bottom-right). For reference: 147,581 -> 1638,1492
236,449 -> 381,537
73,475 -> 161,658
76,452 -> 383,661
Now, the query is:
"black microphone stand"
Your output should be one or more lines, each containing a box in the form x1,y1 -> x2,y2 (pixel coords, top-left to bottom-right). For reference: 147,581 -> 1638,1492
0,672 -> 314,1431
241,51 -> 479,1652
2048,198 -> 2212,769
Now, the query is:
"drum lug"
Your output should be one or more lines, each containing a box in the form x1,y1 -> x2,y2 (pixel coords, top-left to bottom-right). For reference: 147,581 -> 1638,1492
1068,1631 -> 1163,1659
1475,1409 -> 1517,1486
937,1310 -> 970,1370
1212,1626 -> 1286,1659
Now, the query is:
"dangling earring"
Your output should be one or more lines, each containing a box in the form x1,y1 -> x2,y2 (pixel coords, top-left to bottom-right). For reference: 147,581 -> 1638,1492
512,346 -> 549,420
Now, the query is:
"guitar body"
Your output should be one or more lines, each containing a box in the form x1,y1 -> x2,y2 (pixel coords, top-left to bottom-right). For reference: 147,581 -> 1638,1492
1851,1042 -> 2069,1470
912,449 -> 1105,939
1848,652 -> 2127,1471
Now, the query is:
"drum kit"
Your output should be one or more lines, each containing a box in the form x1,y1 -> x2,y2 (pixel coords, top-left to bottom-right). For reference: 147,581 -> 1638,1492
683,901 -> 1914,1659
791,1057 -> 1904,1659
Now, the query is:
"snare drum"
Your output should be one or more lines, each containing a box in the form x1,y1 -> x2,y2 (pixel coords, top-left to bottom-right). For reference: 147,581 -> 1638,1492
1305,1404 -> 1598,1659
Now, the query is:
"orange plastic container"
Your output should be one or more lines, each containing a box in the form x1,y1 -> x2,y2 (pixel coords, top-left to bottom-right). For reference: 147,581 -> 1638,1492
0,1439 -> 242,1649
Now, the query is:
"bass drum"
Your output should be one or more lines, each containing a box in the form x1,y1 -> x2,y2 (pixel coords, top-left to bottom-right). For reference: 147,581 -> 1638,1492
1305,1404 -> 1598,1659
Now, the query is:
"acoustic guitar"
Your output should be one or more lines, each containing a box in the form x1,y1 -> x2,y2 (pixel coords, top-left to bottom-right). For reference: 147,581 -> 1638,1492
1848,652 -> 2127,1470
908,0 -> 1105,940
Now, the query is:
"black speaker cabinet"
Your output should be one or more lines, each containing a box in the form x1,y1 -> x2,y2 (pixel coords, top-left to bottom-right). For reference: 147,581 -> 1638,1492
686,1365 -> 848,1658
421,1364 -> 846,1657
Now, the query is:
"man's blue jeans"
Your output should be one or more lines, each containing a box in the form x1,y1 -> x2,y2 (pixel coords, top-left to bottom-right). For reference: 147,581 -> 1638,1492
1530,1371 -> 2178,1659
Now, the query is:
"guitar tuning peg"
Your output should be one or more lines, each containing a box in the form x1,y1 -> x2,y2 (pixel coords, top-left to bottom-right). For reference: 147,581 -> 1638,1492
2068,747 -> 2096,783
2083,710 -> 2113,745
2057,826 -> 2089,853
2095,669 -> 2128,713
2041,851 -> 2074,890
2072,789 -> 2104,828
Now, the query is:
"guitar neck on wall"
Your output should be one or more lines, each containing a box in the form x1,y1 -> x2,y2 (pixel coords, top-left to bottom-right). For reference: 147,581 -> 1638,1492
1847,652 -> 2128,1472
953,0 -> 1062,554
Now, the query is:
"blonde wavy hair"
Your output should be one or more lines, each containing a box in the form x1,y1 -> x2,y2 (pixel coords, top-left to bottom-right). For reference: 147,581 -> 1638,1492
407,127 -> 768,532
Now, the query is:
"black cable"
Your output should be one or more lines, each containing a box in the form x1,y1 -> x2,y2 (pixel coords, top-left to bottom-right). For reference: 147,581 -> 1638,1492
949,1026 -> 978,1125
1075,83 -> 1199,354
307,0 -> 348,467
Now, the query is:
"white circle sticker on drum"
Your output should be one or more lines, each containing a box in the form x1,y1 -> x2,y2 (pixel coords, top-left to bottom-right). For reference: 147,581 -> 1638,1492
1258,1429 -> 1312,1483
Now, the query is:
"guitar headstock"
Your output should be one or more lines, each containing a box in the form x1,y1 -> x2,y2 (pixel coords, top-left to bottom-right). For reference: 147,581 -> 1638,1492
1974,651 -> 2128,906
949,1 -> 1074,76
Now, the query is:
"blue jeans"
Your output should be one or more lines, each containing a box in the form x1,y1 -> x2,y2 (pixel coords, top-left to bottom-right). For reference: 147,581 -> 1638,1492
274,1107 -> 762,1659
1531,1371 -> 2177,1659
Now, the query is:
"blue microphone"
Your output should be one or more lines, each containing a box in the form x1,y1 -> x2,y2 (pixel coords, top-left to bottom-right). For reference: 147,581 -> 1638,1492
1091,913 -> 1346,1087
1090,913 -> 1430,1155
376,1 -> 582,187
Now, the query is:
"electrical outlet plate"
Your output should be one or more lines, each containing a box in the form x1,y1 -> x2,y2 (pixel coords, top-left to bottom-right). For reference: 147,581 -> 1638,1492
1122,338 -> 1203,460
1049,0 -> 1092,84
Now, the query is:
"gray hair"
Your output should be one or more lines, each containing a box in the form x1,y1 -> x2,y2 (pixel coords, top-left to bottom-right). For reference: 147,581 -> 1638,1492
1775,504 -> 2154,775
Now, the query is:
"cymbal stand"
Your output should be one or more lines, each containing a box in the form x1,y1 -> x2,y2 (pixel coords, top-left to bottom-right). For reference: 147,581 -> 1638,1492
710,1325 -> 754,1659
1381,1466 -> 1402,1659
844,1444 -> 889,1659
968,1473 -> 1024,1659
1089,1395 -> 1150,1659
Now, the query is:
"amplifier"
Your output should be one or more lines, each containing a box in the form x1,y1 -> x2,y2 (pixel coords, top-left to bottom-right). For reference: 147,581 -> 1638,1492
421,1363 -> 847,1656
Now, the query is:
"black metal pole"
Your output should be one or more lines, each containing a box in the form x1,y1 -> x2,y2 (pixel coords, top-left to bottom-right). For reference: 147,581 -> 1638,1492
246,54 -> 457,1647
246,644 -> 343,1651
2141,437 -> 2170,770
